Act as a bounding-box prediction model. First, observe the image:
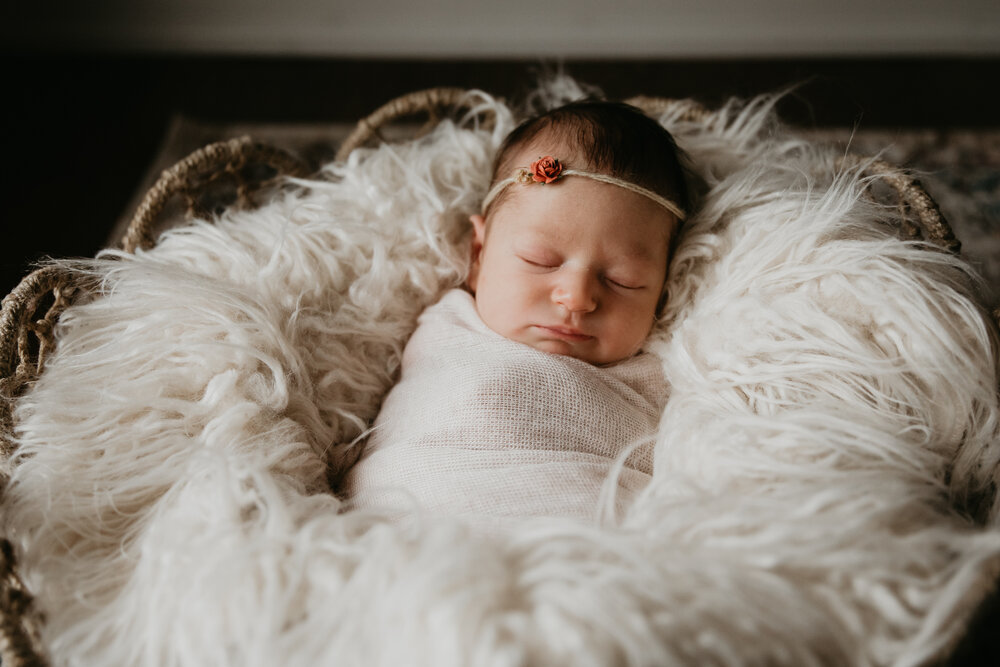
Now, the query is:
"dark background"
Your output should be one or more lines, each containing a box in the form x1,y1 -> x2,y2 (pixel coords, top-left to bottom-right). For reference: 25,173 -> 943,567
4,55 -> 999,298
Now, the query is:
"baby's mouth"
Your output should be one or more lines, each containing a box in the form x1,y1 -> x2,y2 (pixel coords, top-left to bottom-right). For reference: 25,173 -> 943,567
535,325 -> 594,342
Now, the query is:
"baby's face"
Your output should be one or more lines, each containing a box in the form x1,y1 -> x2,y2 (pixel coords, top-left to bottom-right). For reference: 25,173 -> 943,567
468,170 -> 676,365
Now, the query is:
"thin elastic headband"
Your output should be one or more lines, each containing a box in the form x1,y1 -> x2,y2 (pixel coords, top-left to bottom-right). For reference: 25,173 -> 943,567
481,155 -> 686,221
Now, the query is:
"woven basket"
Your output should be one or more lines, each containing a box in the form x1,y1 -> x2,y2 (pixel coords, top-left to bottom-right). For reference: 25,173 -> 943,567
0,87 -> 985,667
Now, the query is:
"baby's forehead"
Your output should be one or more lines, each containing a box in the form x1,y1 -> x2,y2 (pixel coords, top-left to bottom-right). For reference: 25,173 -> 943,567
499,187 -> 671,262
515,218 -> 664,261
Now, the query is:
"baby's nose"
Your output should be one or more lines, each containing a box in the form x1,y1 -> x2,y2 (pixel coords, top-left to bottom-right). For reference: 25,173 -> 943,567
552,271 -> 597,313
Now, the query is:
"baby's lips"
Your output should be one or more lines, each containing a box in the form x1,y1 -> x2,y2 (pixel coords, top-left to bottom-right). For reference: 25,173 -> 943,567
537,324 -> 594,341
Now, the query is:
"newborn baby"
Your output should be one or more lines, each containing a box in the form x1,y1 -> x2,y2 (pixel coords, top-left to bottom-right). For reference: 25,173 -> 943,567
342,99 -> 691,526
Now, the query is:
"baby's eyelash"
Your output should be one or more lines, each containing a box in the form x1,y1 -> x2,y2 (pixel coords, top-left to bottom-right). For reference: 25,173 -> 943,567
606,277 -> 643,290
519,256 -> 557,268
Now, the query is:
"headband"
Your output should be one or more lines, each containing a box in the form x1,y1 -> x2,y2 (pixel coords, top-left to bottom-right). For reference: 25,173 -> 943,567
481,155 -> 686,220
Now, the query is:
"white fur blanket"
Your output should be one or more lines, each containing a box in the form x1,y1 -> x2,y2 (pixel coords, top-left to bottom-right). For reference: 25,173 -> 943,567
343,288 -> 667,527
3,79 -> 1000,666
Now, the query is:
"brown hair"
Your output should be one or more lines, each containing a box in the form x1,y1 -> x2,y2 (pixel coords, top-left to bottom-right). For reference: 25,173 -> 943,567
486,99 -> 692,219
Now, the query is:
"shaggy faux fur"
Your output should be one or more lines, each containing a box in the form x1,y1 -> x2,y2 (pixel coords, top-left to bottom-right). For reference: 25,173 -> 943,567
4,78 -> 1000,666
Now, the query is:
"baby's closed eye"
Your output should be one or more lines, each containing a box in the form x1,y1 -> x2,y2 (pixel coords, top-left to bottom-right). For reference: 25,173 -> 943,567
517,253 -> 560,269
604,275 -> 645,290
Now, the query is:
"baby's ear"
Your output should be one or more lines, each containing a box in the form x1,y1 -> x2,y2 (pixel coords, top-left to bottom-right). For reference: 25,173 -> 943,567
467,214 -> 487,292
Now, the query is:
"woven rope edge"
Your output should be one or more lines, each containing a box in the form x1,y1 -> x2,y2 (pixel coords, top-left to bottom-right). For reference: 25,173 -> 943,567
0,266 -> 81,385
840,155 -> 960,253
0,264 -> 80,667
0,538 -> 46,667
121,136 -> 309,253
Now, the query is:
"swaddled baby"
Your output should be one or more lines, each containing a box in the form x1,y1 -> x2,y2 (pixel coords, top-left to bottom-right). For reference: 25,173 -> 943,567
342,100 -> 692,526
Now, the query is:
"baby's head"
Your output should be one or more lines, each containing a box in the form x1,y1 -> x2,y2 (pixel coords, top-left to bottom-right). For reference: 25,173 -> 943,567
468,99 -> 691,365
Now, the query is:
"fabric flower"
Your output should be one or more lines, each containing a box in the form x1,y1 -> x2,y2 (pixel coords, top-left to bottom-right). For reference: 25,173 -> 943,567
530,156 -> 563,183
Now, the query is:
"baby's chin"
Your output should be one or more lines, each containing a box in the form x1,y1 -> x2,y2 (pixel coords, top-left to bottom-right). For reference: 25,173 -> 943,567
517,335 -> 636,366
528,338 -> 590,360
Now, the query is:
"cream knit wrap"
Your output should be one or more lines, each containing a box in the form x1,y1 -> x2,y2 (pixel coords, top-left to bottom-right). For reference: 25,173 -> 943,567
343,289 -> 668,525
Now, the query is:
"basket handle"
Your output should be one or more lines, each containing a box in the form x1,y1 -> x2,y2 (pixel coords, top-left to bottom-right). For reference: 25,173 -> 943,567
335,89 -> 716,163
626,96 -> 958,253
121,136 -> 309,253
0,265 -> 80,384
335,87 -> 478,162
624,95 -> 713,124
838,155 -> 960,253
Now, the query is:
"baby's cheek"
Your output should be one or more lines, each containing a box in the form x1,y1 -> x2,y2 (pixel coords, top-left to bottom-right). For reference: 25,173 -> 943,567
474,292 -> 514,340
614,312 -> 657,357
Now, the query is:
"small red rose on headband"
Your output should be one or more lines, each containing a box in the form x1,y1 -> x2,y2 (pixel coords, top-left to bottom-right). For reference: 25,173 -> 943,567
530,156 -> 563,183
